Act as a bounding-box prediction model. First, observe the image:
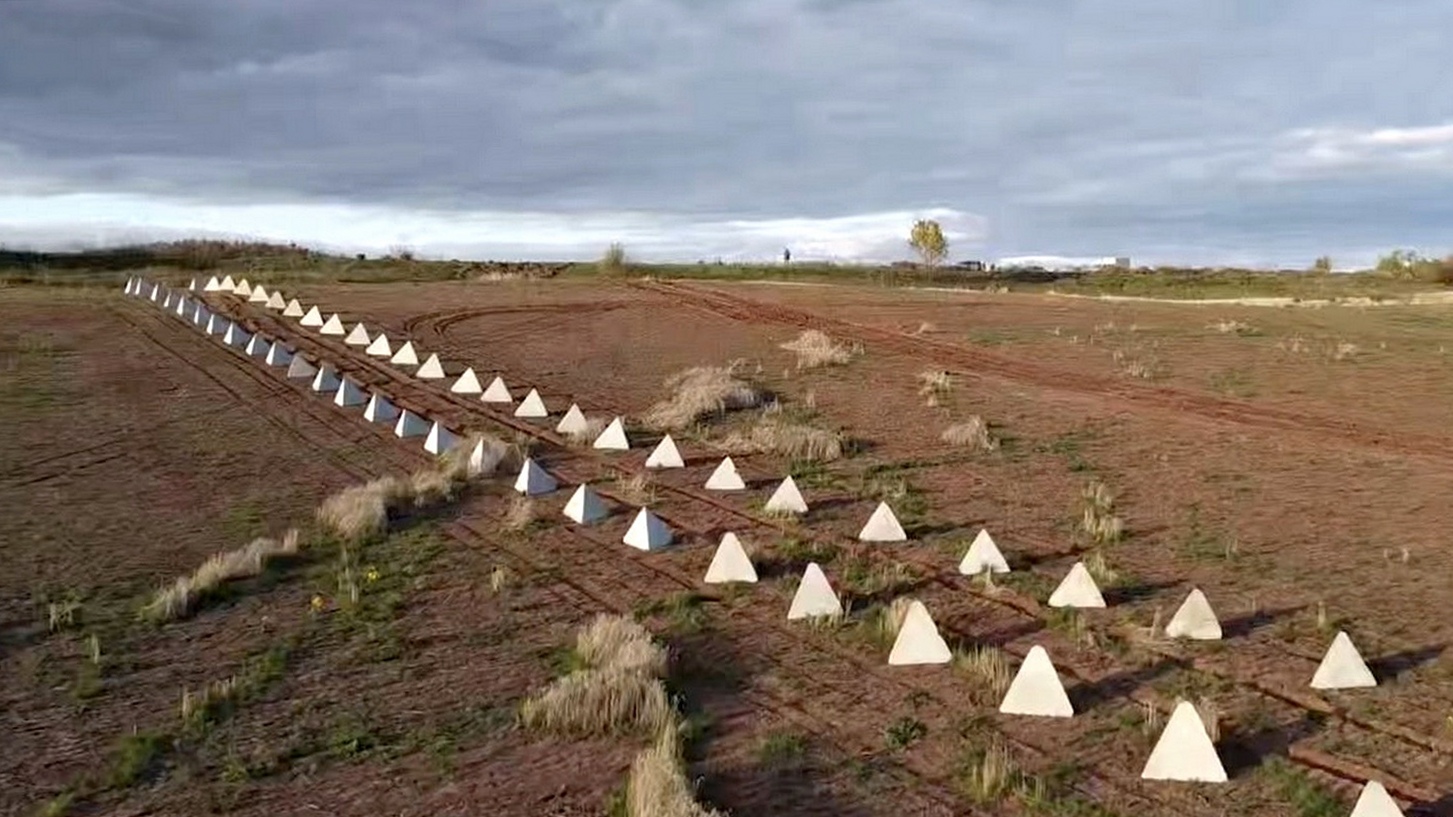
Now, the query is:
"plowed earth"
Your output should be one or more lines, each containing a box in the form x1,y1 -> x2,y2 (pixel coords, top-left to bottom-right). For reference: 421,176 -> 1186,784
5,276 -> 1453,816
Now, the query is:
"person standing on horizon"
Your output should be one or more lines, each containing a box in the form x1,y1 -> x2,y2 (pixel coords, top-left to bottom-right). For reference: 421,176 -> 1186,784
783,247 -> 791,264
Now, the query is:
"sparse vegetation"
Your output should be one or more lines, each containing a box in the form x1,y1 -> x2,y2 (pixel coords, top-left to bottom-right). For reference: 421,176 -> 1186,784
143,529 -> 301,622
917,369 -> 953,406
643,363 -> 763,430
519,615 -> 673,737
502,496 -> 538,531
600,242 -> 629,276
625,724 -> 724,817
941,415 -> 998,452
564,415 -> 610,446
779,329 -> 856,369
719,413 -> 847,462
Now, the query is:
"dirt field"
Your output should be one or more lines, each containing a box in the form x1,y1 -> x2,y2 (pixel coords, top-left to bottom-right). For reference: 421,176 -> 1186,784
5,273 -> 1453,816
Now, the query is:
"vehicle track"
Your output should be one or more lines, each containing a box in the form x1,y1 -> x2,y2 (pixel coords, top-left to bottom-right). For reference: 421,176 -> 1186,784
208,292 -> 1448,810
629,280 -> 1453,465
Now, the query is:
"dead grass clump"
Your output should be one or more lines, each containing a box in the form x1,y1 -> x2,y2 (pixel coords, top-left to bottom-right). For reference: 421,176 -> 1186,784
961,742 -> 1017,804
144,529 -> 301,622
565,416 -> 609,446
1080,478 -> 1123,548
918,369 -> 953,407
520,614 -> 673,737
871,596 -> 915,643
953,646 -> 1011,701
503,496 -> 537,531
617,472 -> 658,505
780,329 -> 855,369
643,364 -> 763,430
575,614 -> 669,676
626,726 -> 724,817
941,416 -> 998,452
720,415 -> 846,462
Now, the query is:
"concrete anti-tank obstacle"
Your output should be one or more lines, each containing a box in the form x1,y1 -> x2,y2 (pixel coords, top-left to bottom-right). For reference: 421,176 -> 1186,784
1349,780 -> 1406,817
481,375 -> 512,403
286,355 -> 317,380
1165,588 -> 1222,640
319,313 -> 346,336
514,388 -> 549,419
858,502 -> 907,542
704,456 -> 746,490
887,600 -> 952,665
1047,562 -> 1106,608
390,341 -> 420,366
232,277 -> 252,297
959,528 -> 1011,575
623,508 -> 673,551
1310,630 -> 1377,690
248,284 -> 270,303
644,434 -> 684,468
244,333 -> 270,358
451,367 -> 483,394
423,421 -> 459,455
188,278 -> 198,291
310,364 -> 342,394
203,276 -> 222,292
205,314 -> 228,336
394,409 -> 430,438
787,562 -> 842,620
174,296 -> 191,318
998,645 -> 1074,717
299,305 -> 325,327
222,323 -> 251,349
416,353 -> 447,379
703,532 -> 757,584
1140,700 -> 1227,783
343,322 -> 371,346
513,458 -> 558,496
763,475 -> 808,514
365,332 -> 393,358
563,484 -> 609,524
162,291 -> 174,310
362,392 -> 400,423
282,298 -> 304,317
334,377 -> 367,408
592,417 -> 630,449
265,290 -> 287,310
219,275 -> 236,291
265,341 -> 294,367
555,404 -> 589,435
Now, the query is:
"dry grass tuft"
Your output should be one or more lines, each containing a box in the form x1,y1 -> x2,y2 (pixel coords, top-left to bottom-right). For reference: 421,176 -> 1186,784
961,742 -> 1017,804
720,414 -> 846,462
941,416 -> 998,451
643,364 -> 763,431
144,529 -> 301,622
576,614 -> 670,676
564,416 -> 609,446
780,329 -> 856,369
520,614 -> 673,737
503,496 -> 537,531
918,369 -> 953,407
626,725 -> 725,817
617,472 -> 659,505
871,596 -> 915,643
1080,478 -> 1123,548
954,646 -> 1011,700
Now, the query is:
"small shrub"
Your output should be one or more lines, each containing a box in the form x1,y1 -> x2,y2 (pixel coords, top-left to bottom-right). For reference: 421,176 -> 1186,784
917,369 -> 953,407
520,615 -> 673,738
600,243 -> 628,276
780,329 -> 855,369
643,364 -> 762,431
941,416 -> 998,451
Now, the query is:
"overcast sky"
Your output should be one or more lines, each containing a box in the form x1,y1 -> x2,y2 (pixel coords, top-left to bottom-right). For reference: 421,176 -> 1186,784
2,0 -> 1452,267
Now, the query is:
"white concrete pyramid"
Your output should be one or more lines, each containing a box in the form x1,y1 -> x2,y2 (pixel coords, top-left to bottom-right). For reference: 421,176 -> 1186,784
300,305 -> 324,327
763,475 -> 808,514
192,305 -> 210,327
424,421 -> 459,455
310,364 -> 341,393
188,278 -> 198,291
365,333 -> 392,358
205,314 -> 227,336
416,353 -> 446,379
149,283 -> 162,302
514,388 -> 549,418
787,563 -> 842,620
233,278 -> 252,297
219,275 -> 236,291
244,333 -> 269,358
858,502 -> 907,542
704,532 -> 757,584
174,296 -> 190,317
222,323 -> 250,348
394,409 -> 430,438
363,392 -> 400,423
450,367 -> 483,394
1349,781 -> 1405,817
283,298 -> 304,317
162,291 -> 174,309
286,355 -> 317,380
1141,700 -> 1227,783
555,403 -> 589,435
334,377 -> 367,408
319,313 -> 346,336
592,417 -> 630,449
704,457 -> 746,490
122,277 -> 134,295
998,645 -> 1074,717
1310,631 -> 1377,690
959,528 -> 1011,575
265,342 -> 294,367
204,275 -> 222,292
513,458 -> 558,496
644,434 -> 684,468
1165,588 -> 1222,640
343,322 -> 370,346
248,284 -> 269,303
265,290 -> 286,310
481,376 -> 512,403
623,508 -> 673,551
1047,562 -> 1105,608
887,601 -> 952,666
563,484 -> 609,524
390,341 -> 420,366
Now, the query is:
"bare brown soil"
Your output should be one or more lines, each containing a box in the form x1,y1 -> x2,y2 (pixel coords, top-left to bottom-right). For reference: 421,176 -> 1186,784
6,275 -> 1453,816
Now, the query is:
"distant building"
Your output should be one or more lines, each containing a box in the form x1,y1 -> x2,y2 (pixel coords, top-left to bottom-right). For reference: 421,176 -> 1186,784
955,260 -> 986,272
1113,256 -> 1131,269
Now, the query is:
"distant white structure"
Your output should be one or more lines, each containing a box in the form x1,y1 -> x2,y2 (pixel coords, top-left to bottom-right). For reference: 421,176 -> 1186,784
593,417 -> 631,450
704,533 -> 757,584
996,255 -> 1126,272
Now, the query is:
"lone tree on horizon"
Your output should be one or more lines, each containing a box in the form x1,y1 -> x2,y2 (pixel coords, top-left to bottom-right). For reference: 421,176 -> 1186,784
909,219 -> 948,267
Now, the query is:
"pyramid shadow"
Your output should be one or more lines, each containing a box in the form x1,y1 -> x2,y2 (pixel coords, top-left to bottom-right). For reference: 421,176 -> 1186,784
1101,578 -> 1180,606
1221,605 -> 1305,639
804,495 -> 860,514
1218,711 -> 1327,778
1369,643 -> 1448,683
1067,658 -> 1180,713
842,577 -> 935,608
1408,792 -> 1453,816
948,618 -> 1045,649
744,476 -> 781,490
905,521 -> 961,538
694,744 -> 880,817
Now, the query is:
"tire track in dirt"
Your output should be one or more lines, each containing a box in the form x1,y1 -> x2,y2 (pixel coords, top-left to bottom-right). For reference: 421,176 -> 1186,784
213,293 -> 1449,811
631,280 -> 1453,465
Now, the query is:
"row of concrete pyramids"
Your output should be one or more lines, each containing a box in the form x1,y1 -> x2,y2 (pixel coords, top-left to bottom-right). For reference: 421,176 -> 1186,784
125,277 -> 1410,812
